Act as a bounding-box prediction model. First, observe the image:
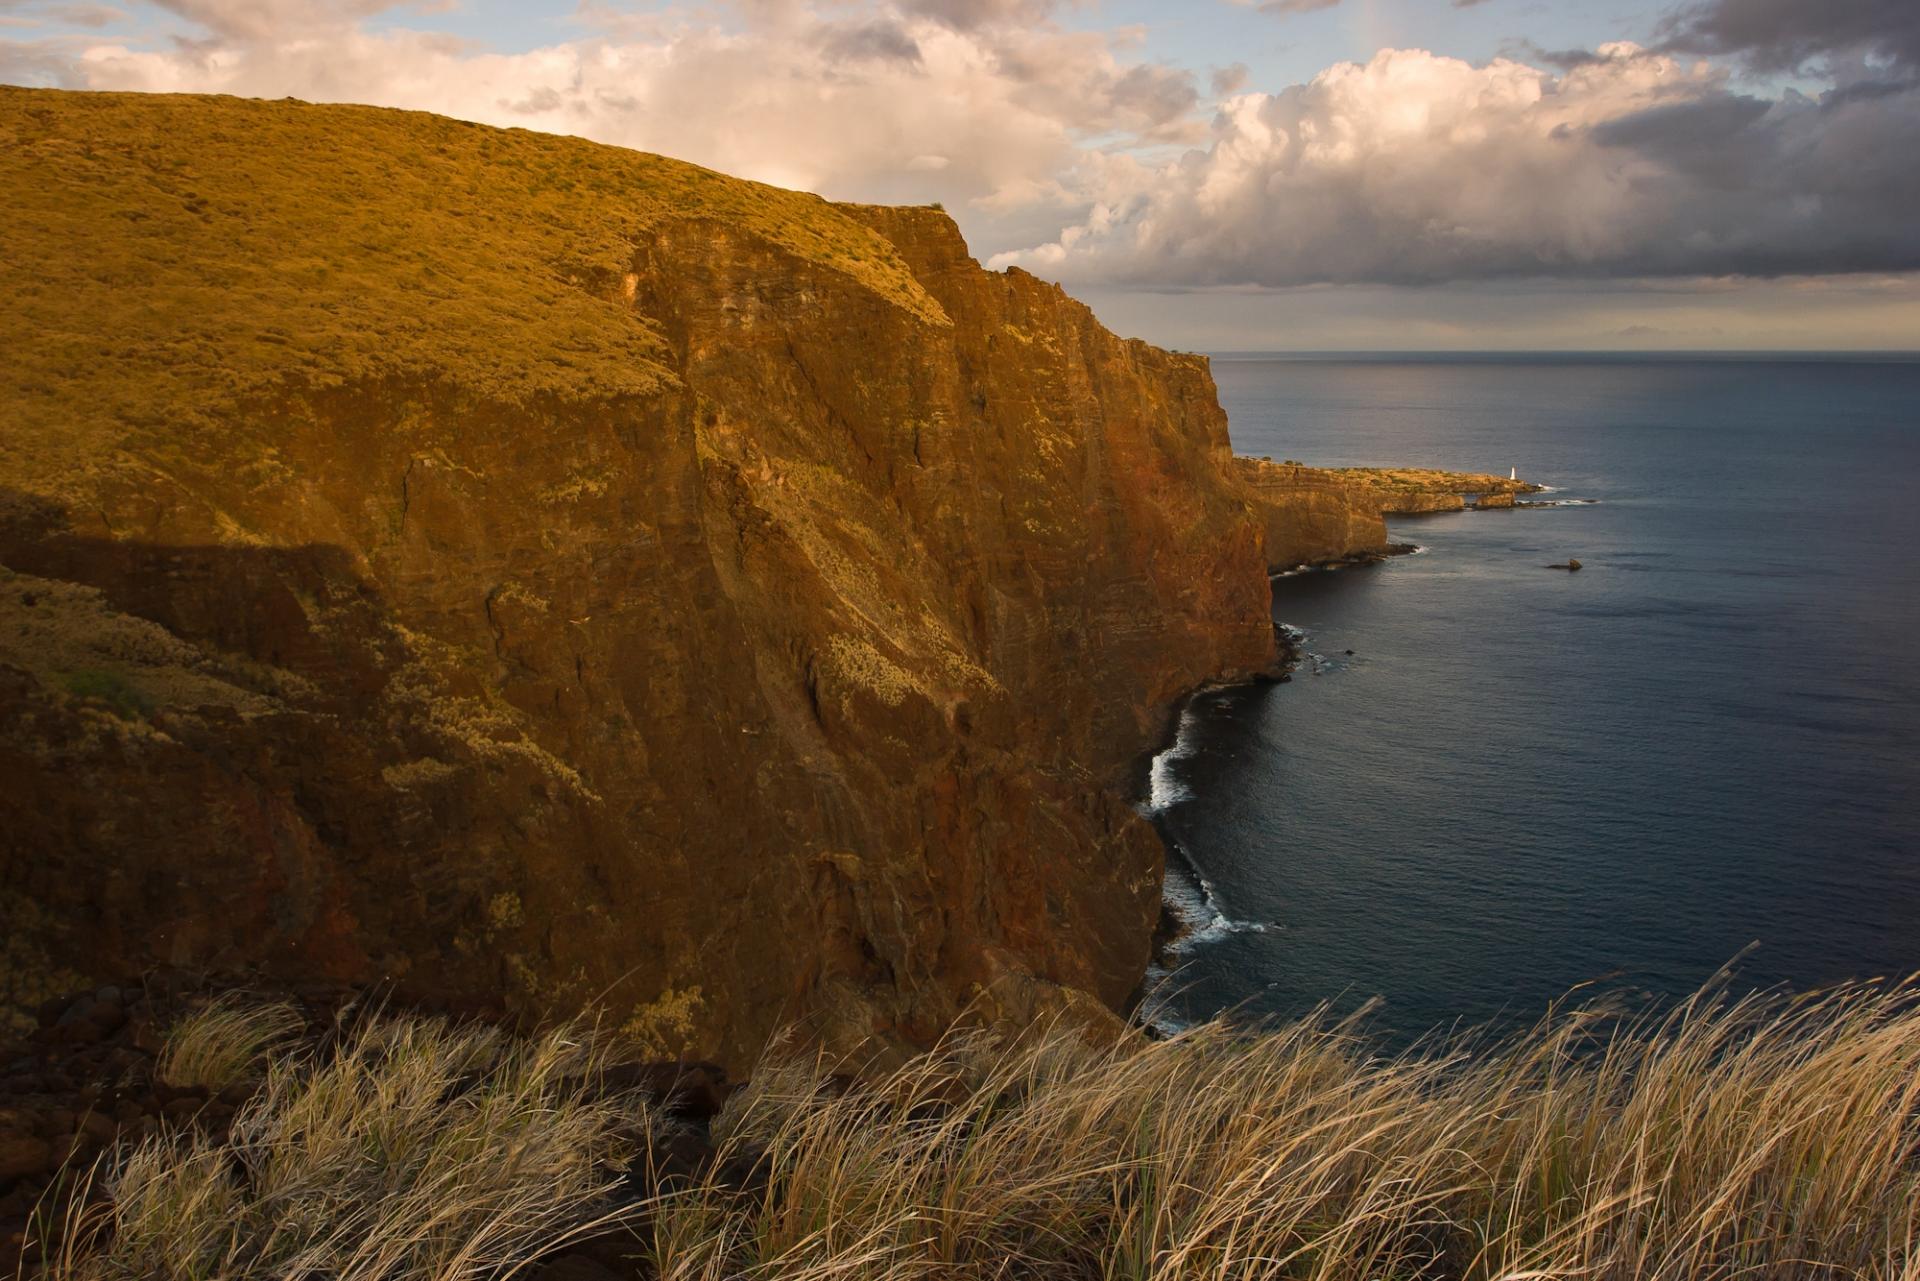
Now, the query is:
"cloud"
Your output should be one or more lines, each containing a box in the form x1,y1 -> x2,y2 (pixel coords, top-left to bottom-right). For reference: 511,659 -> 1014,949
1657,0 -> 1920,73
0,0 -> 128,29
997,44 -> 1920,286
0,31 -> 88,80
1227,0 -> 1343,16
896,0 -> 1058,31
815,18 -> 922,65
34,3 -> 128,26
152,0 -> 422,41
1210,62 -> 1248,96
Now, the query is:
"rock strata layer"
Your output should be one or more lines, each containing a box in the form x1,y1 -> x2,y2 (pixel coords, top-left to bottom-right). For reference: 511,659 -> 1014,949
1231,460 -> 1391,569
0,90 -> 1379,1064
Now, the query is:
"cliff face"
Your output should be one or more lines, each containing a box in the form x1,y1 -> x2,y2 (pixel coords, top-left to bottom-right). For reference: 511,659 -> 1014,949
1232,460 -> 1390,569
1360,490 -> 1466,515
0,90 -> 1283,1062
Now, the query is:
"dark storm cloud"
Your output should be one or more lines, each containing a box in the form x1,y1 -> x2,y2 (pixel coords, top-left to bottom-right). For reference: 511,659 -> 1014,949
1588,92 -> 1772,150
1658,0 -> 1920,72
1501,39 -> 1607,70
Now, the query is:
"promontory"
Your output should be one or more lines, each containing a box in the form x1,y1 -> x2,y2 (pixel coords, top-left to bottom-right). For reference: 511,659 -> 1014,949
2,88 -> 1400,1065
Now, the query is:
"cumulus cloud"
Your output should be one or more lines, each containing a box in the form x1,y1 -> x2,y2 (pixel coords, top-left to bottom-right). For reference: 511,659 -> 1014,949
997,44 -> 1920,286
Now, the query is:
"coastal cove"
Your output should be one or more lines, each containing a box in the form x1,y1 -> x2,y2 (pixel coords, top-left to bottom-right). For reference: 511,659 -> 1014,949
1145,354 -> 1920,1042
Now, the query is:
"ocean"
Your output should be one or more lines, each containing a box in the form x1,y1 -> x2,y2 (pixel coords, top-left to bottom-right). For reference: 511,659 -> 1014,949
1144,353 -> 1920,1041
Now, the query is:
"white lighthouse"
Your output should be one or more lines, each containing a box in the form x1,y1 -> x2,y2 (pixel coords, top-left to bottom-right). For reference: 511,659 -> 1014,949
1510,466 -> 1517,481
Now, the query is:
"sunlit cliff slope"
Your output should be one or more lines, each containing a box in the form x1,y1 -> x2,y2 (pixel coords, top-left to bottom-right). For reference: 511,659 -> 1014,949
0,88 -> 1384,1062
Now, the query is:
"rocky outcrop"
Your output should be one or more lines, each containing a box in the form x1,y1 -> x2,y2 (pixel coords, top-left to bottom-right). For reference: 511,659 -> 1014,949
0,89 -> 1284,1065
1231,460 -> 1390,570
1334,468 -> 1540,515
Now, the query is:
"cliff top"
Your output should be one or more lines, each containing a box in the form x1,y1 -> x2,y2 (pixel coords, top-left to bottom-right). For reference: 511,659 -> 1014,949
1,88 -> 949,504
1328,467 -> 1543,496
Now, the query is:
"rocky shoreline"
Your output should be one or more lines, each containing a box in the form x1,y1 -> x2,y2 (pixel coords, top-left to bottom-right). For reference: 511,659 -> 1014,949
1130,463 -> 1552,1004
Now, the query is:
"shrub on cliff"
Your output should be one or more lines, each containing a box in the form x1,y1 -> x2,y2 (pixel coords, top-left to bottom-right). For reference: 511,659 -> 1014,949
26,982 -> 1920,1280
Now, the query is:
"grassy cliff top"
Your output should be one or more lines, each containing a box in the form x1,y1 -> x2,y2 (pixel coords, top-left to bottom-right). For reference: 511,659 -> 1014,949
0,88 -> 947,503
1329,466 -> 1543,496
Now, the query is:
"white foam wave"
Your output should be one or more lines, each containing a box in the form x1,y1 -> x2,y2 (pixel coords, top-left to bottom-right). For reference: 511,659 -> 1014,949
1141,703 -> 1203,814
1280,620 -> 1338,674
1161,852 -> 1272,953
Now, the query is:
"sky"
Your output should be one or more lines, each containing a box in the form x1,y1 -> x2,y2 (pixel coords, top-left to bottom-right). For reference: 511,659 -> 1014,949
4,0 -> 1918,351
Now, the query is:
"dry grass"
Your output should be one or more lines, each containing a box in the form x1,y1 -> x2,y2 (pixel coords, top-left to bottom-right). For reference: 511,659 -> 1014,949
656,982 -> 1920,1281
28,982 -> 1920,1281
41,1012 -> 647,1281
152,996 -> 307,1093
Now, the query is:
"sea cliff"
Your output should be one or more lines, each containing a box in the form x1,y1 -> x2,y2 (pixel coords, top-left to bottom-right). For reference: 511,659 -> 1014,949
0,89 -> 1393,1064
1230,459 -> 1392,568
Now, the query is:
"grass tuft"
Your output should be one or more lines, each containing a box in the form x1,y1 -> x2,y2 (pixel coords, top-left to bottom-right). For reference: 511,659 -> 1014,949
46,1012 -> 645,1281
153,996 -> 306,1093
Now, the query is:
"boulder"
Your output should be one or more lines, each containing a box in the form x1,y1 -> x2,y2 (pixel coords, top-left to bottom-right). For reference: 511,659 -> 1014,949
0,1135 -> 50,1182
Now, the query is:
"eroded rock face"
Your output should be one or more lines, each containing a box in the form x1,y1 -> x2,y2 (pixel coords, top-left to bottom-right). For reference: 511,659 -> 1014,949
1,91 -> 1291,1064
1232,460 -> 1390,569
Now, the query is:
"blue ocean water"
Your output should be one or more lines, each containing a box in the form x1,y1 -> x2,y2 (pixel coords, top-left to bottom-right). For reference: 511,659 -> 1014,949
1146,354 -> 1920,1040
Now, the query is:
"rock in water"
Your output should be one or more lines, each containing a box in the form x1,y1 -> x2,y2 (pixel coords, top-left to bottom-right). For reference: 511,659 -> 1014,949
0,88 -> 1347,1064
